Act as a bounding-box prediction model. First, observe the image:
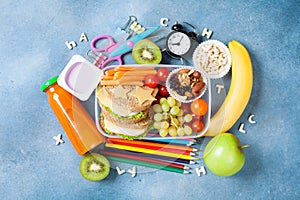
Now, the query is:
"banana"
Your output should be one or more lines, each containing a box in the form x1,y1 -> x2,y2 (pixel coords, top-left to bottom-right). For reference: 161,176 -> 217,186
205,40 -> 253,136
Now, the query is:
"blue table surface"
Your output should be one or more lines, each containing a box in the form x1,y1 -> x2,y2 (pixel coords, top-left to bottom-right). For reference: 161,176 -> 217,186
1,0 -> 299,199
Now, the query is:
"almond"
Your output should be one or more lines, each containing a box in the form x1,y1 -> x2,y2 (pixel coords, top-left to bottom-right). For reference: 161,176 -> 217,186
192,82 -> 206,96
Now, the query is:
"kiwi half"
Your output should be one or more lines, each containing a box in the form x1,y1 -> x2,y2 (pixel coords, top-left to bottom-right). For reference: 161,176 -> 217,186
132,39 -> 162,64
79,153 -> 110,181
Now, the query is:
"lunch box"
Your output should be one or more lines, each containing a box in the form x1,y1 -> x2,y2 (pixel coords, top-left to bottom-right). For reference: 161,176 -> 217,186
95,64 -> 211,139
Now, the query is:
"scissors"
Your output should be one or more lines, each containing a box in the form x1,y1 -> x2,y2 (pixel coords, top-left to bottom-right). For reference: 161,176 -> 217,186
90,26 -> 160,69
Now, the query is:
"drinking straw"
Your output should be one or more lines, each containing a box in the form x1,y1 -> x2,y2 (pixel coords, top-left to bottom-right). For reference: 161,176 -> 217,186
107,156 -> 190,174
103,147 -> 197,165
105,143 -> 199,160
143,138 -> 196,146
100,150 -> 190,170
107,138 -> 199,152
106,138 -> 199,155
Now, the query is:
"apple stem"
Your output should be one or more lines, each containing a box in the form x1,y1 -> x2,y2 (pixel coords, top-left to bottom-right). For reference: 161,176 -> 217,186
241,144 -> 250,149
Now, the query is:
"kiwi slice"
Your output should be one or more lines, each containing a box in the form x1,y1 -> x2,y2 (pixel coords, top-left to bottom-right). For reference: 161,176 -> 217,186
79,153 -> 110,181
132,39 -> 162,64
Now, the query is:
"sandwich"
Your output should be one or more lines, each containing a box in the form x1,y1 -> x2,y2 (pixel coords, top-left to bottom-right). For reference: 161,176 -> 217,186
97,84 -> 158,139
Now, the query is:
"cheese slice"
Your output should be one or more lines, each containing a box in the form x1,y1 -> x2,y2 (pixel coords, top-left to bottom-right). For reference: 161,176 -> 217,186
131,86 -> 156,105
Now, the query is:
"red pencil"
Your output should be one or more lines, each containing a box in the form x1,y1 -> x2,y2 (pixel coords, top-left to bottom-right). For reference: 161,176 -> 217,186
100,150 -> 190,170
107,138 -> 199,156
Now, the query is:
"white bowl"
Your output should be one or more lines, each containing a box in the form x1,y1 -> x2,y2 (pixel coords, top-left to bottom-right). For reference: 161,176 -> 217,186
192,40 -> 231,79
166,66 -> 208,103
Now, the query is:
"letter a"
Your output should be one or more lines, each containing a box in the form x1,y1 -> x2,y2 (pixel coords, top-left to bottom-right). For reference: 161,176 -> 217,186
79,33 -> 88,42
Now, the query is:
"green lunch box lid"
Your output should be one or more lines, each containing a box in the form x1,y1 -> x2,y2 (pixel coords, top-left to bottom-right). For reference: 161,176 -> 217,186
41,76 -> 59,92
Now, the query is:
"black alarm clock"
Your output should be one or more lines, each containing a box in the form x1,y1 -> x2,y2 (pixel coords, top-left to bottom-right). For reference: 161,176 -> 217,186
165,22 -> 201,62
166,31 -> 192,57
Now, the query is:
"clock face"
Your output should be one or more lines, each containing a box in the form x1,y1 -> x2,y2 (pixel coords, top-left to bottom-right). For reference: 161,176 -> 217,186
166,31 -> 191,56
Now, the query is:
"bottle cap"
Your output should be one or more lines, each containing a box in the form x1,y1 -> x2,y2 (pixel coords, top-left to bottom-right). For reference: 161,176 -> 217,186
41,76 -> 59,92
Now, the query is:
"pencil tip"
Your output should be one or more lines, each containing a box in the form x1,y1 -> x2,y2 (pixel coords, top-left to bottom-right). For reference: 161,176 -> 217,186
190,161 -> 197,165
183,166 -> 190,170
190,152 -> 196,156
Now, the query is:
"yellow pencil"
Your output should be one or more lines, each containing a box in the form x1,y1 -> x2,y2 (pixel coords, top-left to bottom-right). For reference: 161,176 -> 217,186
105,143 -> 199,161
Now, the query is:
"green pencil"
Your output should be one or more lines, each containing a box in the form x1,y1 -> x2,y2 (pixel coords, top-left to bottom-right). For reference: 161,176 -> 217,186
107,156 -> 190,174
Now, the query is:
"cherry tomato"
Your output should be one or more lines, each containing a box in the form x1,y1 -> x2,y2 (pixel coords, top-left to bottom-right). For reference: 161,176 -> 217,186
191,120 -> 204,133
157,68 -> 169,82
190,99 -> 208,116
158,85 -> 169,97
144,74 -> 159,88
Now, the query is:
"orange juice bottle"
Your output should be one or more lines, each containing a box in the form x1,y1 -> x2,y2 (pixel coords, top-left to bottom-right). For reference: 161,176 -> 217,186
41,76 -> 105,155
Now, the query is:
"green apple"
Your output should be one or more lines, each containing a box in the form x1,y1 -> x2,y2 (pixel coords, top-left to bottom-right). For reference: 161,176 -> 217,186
203,133 -> 246,176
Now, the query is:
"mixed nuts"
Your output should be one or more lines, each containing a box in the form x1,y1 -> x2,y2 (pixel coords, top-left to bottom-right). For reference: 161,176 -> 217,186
168,68 -> 206,101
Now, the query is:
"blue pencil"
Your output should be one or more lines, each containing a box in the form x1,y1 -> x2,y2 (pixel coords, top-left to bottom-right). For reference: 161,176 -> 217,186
142,138 -> 196,146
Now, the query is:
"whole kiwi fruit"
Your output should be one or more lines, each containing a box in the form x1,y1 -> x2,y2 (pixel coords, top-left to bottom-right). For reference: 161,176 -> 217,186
132,39 -> 162,64
79,153 -> 110,181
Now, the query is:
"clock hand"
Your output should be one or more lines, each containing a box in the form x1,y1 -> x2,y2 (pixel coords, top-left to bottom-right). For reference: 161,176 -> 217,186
178,36 -> 183,43
171,37 -> 184,45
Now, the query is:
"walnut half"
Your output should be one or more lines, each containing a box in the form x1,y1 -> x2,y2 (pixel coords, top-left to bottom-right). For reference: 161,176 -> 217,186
178,72 -> 190,87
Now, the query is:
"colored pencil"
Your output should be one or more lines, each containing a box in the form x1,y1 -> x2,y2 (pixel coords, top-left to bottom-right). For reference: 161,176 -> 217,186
107,138 -> 199,152
107,156 -> 190,174
103,147 -> 197,165
176,138 -> 197,141
148,136 -> 197,142
145,133 -> 198,142
143,138 -> 196,146
100,150 -> 190,170
106,138 -> 199,155
105,143 -> 199,160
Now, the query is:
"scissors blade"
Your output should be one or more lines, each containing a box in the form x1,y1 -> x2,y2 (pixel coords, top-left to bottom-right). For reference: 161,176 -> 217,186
110,26 -> 160,57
